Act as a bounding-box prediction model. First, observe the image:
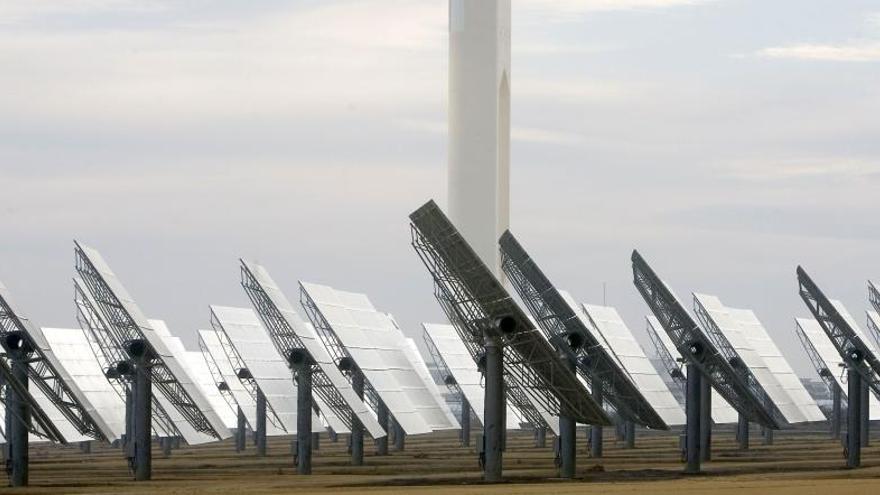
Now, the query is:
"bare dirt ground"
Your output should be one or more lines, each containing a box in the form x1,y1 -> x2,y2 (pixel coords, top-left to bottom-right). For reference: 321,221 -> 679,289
3,427 -> 879,494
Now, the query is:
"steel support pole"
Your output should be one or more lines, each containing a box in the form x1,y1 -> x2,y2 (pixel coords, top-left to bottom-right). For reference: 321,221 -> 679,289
863,384 -> 870,446
4,374 -> 10,462
763,426 -> 774,445
847,368 -> 862,469
124,387 -> 134,458
9,352 -> 30,487
393,418 -> 406,451
685,363 -> 701,474
236,406 -> 246,452
255,390 -> 267,457
295,363 -> 313,474
535,427 -> 547,448
590,387 -> 603,459
313,432 -> 320,451
375,401 -> 389,456
558,415 -> 576,478
832,384 -> 842,439
133,349 -> 152,481
460,397 -> 471,447
737,414 -> 749,450
699,375 -> 712,462
624,421 -> 635,449
483,336 -> 504,482
351,370 -> 365,466
615,423 -> 625,441
558,356 -> 576,479
0,371 -> 5,463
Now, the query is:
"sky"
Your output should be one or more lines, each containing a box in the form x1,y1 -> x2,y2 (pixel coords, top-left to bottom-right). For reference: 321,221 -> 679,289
1,0 -> 878,379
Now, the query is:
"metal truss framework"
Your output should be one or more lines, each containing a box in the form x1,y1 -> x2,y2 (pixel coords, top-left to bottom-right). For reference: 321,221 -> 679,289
422,330 -> 465,404
74,242 -> 220,438
645,318 -> 687,398
870,281 -> 880,315
0,283 -> 106,442
74,279 -> 129,402
299,290 -> 383,412
408,200 -> 610,426
692,296 -> 788,427
239,262 -> 357,432
797,268 -> 880,398
499,231 -> 668,430
74,279 -> 178,437
197,333 -> 246,428
434,291 -> 550,429
794,319 -> 839,404
0,356 -> 63,442
631,250 -> 781,429
867,318 -> 880,362
209,314 -> 287,431
868,282 -> 880,352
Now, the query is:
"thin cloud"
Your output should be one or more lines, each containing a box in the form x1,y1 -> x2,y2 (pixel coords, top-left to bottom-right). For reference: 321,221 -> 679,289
756,42 -> 880,62
868,13 -> 880,31
0,1 -> 446,127
512,127 -> 585,145
752,11 -> 880,62
721,159 -> 880,182
519,0 -> 715,16
0,0 -> 169,25
514,41 -> 613,56
515,78 -> 635,104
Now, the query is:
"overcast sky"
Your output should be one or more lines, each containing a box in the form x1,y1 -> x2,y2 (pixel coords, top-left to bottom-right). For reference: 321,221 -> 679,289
1,0 -> 878,379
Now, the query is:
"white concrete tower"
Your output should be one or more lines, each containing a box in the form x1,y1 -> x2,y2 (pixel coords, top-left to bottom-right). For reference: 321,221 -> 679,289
448,0 -> 511,277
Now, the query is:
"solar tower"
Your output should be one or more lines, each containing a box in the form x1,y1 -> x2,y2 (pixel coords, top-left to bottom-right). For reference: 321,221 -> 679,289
448,0 -> 511,279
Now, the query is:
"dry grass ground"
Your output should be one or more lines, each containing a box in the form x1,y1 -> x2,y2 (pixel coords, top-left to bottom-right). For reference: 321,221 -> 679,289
3,426 -> 880,494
